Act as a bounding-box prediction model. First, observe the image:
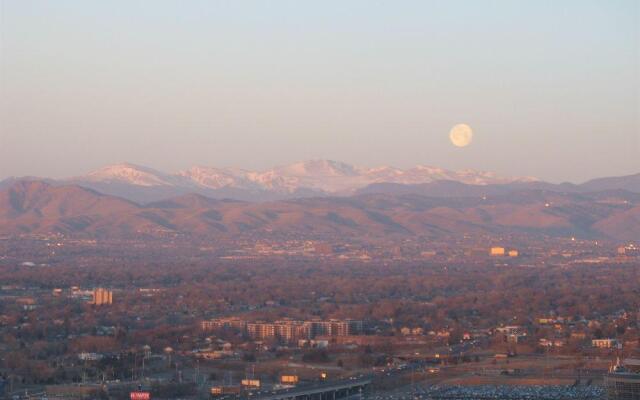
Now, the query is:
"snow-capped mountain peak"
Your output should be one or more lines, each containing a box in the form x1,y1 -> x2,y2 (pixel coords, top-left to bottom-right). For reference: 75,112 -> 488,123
82,163 -> 175,187
71,160 -> 539,200
178,166 -> 251,189
271,160 -> 360,177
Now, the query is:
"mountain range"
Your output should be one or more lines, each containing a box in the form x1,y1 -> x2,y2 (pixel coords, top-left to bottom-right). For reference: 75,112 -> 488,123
1,161 -> 638,241
1,179 -> 638,241
3,160 -> 639,203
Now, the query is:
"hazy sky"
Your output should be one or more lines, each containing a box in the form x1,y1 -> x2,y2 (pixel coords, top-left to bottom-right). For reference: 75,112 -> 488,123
1,0 -> 639,183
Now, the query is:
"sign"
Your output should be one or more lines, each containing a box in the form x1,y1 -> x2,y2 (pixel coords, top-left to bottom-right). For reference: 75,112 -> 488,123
211,386 -> 241,395
281,375 -> 299,384
211,387 -> 223,395
130,392 -> 151,400
241,379 -> 261,388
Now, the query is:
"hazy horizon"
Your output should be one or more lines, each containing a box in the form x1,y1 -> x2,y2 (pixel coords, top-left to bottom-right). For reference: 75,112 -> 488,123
1,0 -> 639,183
2,158 -> 639,186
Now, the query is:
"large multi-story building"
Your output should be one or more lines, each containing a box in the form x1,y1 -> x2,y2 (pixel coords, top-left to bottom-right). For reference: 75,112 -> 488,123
92,288 -> 113,305
247,322 -> 276,340
605,359 -> 640,400
274,321 -> 308,342
202,317 -> 362,344
201,317 -> 246,331
304,319 -> 363,337
247,320 -> 308,343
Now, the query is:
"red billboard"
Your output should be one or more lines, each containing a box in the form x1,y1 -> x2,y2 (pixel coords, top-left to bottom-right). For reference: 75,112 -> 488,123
130,392 -> 151,400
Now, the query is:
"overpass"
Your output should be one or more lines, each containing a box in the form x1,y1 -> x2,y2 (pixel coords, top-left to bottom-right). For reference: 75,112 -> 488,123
249,377 -> 372,400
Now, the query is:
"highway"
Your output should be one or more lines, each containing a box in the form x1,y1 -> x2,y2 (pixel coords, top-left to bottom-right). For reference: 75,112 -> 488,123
248,377 -> 372,400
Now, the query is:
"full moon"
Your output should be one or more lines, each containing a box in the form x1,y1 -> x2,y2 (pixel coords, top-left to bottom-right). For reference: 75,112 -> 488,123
449,124 -> 473,147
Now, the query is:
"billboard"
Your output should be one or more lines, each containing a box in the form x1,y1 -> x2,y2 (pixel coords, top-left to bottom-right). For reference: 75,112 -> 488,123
280,375 -> 299,384
241,379 -> 261,388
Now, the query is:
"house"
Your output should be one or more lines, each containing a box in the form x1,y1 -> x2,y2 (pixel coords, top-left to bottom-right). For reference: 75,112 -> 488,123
507,333 -> 528,344
539,338 -> 566,347
570,332 -> 587,340
495,326 -> 524,335
592,339 -> 618,348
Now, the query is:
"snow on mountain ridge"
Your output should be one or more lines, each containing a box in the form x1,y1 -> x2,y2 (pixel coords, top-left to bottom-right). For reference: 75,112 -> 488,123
270,160 -> 360,177
75,160 -> 537,194
82,163 -> 177,187
178,166 -> 257,189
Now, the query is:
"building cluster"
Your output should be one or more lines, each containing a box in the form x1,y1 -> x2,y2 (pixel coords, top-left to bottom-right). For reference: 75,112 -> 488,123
489,247 -> 519,257
495,325 -> 528,344
201,317 -> 363,344
491,310 -> 638,352
618,243 -> 640,257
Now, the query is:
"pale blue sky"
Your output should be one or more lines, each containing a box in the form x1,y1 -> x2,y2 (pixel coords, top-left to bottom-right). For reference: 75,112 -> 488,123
1,0 -> 638,182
